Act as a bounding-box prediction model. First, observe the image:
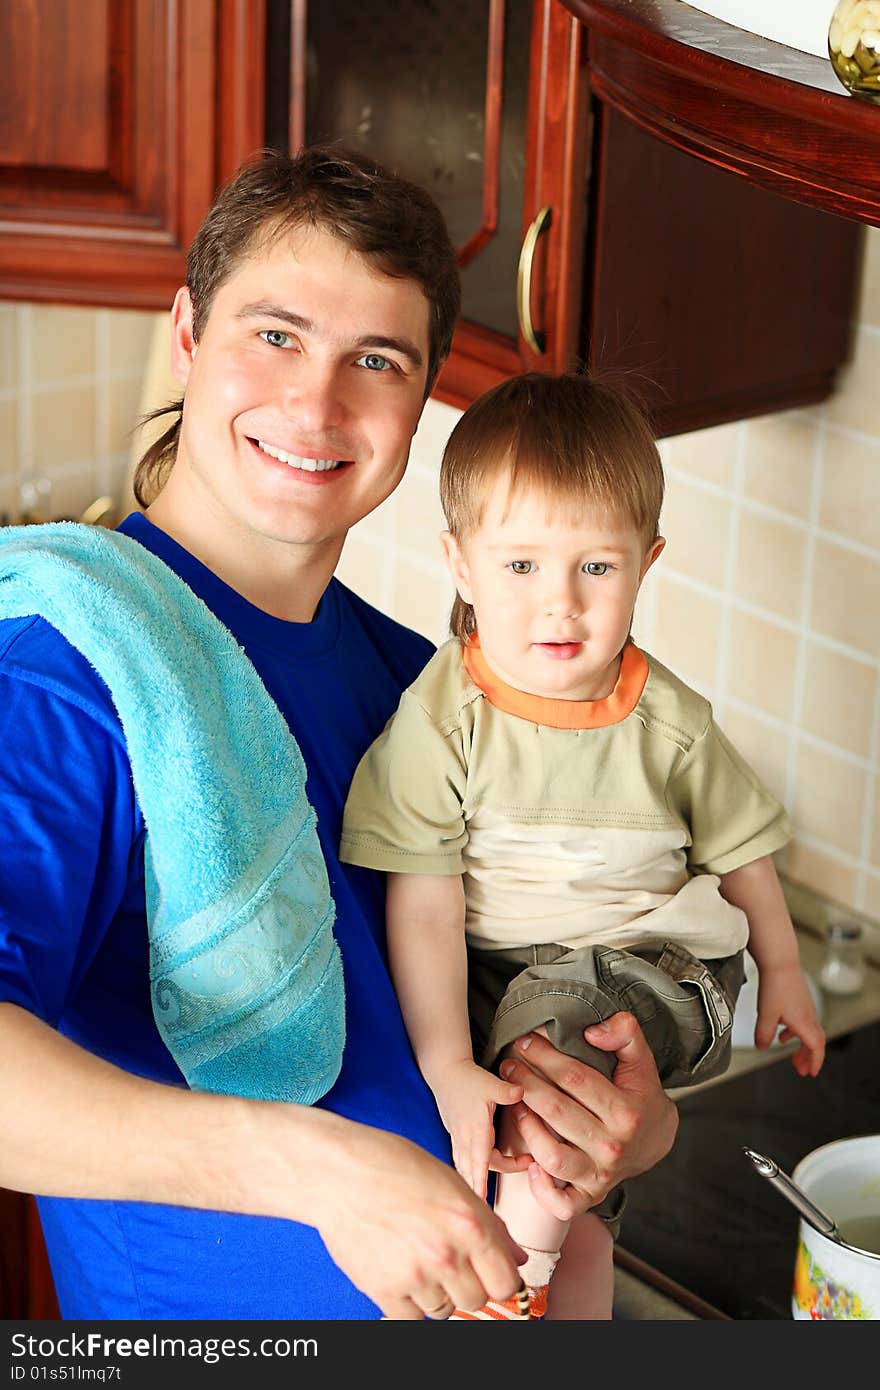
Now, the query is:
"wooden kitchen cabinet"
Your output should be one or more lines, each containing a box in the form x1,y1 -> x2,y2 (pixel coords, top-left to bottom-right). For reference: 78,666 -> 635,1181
0,0 -> 266,309
0,0 -> 864,429
270,0 -> 863,431
268,0 -> 589,409
584,105 -> 863,437
0,1190 -> 59,1319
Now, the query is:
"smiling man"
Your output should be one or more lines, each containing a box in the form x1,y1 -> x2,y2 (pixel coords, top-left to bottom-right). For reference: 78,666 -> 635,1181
0,148 -> 678,1321
148,226 -> 432,618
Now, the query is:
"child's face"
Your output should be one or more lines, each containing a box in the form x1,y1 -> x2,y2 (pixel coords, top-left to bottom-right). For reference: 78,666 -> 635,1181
442,474 -> 664,701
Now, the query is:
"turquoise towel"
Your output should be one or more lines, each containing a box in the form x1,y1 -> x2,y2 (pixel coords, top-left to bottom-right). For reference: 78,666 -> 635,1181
0,522 -> 344,1104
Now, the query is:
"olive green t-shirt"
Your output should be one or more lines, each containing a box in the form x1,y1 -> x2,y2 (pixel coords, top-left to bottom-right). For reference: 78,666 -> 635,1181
340,640 -> 789,958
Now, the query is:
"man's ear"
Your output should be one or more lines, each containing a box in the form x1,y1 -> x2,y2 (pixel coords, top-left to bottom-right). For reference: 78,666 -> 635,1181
439,530 -> 473,604
640,534 -> 665,582
170,287 -> 198,387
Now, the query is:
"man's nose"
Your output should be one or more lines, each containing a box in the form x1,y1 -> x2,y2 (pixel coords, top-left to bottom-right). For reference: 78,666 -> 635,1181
284,359 -> 346,434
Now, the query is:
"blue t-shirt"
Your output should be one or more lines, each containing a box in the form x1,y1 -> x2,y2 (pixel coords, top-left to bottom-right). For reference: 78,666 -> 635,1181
0,513 -> 450,1319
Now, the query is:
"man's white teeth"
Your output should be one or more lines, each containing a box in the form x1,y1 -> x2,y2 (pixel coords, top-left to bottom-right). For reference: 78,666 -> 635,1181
256,440 -> 342,471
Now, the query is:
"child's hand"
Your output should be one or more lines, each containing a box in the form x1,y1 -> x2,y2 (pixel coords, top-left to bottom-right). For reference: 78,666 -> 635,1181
432,1060 -> 523,1200
755,963 -> 825,1076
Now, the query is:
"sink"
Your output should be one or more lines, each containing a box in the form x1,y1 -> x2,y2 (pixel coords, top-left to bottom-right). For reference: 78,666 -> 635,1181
680,1 -> 836,59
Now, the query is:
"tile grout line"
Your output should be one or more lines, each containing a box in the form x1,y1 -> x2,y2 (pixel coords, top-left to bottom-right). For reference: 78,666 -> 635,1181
785,414 -> 824,814
855,667 -> 880,912
654,567 -> 879,671
794,828 -> 872,875
665,463 -> 880,565
95,311 -> 112,499
724,693 -> 876,773
712,421 -> 747,725
17,306 -> 34,502
0,368 -> 146,402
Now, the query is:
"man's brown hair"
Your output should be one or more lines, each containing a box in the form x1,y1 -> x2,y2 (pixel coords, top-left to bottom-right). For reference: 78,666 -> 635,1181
134,145 -> 461,505
439,372 -> 664,641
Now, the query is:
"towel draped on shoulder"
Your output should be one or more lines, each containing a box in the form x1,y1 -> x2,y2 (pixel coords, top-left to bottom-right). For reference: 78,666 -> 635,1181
0,522 -> 344,1104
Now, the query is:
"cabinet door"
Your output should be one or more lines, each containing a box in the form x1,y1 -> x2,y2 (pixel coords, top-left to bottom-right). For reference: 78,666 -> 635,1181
0,1191 -> 59,1319
585,106 -> 863,436
281,0 -> 588,407
0,0 -> 266,309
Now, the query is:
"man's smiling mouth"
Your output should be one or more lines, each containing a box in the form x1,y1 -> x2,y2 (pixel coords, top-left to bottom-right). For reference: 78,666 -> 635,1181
253,438 -> 348,472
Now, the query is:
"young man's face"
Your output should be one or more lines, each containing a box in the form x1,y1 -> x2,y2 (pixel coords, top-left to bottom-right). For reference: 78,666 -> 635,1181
442,473 -> 664,701
167,224 -> 432,558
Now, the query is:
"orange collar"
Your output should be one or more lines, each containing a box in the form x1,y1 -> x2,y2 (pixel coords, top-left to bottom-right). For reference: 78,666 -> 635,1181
462,636 -> 648,730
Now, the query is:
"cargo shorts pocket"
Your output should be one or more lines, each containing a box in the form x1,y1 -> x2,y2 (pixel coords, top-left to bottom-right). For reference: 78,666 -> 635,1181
652,942 -> 742,1087
594,942 -> 743,1090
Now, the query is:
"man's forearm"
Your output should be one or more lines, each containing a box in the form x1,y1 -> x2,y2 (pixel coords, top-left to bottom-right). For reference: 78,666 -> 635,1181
0,1001 -> 346,1223
0,1002 -> 529,1319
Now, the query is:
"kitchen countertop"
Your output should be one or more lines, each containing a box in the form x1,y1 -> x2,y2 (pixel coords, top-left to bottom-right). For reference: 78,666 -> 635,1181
612,923 -> 880,1319
612,1260 -> 700,1320
674,923 -> 880,1100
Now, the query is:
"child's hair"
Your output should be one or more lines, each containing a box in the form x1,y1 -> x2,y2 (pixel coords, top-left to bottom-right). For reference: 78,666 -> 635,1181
439,371 -> 665,641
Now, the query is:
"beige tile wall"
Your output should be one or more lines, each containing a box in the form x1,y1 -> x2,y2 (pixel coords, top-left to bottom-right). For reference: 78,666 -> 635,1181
0,303 -> 156,525
3,228 -> 878,922
337,228 -> 880,925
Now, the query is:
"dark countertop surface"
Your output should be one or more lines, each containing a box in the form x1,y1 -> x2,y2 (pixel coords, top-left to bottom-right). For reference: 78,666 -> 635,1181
617,1018 -> 880,1319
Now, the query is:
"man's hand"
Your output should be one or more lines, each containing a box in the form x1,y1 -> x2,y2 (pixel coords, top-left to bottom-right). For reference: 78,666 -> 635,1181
495,1012 -> 679,1222
314,1120 -> 526,1319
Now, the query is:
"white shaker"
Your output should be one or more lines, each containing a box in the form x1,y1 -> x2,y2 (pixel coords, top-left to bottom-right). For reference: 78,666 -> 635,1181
818,920 -> 866,996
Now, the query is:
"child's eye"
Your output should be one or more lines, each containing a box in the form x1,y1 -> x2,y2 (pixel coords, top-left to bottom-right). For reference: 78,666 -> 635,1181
584,562 -> 609,576
508,560 -> 535,575
259,329 -> 293,348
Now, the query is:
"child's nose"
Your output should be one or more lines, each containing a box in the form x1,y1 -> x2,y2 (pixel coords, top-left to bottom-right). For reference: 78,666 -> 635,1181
544,582 -> 582,619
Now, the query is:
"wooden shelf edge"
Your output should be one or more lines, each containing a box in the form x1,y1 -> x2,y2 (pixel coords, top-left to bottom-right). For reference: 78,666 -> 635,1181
564,0 -> 880,227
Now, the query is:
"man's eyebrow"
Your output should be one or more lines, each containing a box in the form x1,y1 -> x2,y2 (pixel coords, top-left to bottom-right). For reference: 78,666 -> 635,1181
236,302 -> 424,369
353,335 -> 424,369
236,302 -> 313,331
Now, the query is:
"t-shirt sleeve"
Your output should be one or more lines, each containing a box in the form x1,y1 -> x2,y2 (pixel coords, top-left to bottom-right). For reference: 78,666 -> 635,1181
669,716 -> 790,876
340,690 -> 469,875
0,669 -> 139,1025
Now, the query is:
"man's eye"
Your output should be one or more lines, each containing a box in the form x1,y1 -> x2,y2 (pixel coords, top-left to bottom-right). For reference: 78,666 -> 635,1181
584,562 -> 609,576
259,329 -> 293,348
508,560 -> 534,575
357,353 -> 393,372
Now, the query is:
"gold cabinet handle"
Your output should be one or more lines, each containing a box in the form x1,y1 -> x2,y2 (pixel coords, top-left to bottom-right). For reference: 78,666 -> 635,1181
516,203 -> 552,355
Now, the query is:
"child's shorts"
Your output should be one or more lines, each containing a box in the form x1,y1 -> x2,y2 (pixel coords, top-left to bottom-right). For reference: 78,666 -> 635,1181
467,939 -> 745,1236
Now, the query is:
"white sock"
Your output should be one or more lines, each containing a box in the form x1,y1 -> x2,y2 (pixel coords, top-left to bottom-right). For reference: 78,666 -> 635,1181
518,1246 -> 561,1289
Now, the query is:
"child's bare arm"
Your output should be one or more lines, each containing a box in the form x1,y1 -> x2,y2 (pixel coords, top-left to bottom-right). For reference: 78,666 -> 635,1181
385,873 -> 523,1195
386,872 -> 472,1076
719,855 -> 825,1076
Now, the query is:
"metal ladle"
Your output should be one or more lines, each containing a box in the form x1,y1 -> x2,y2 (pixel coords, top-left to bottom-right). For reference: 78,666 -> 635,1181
743,1147 -> 866,1252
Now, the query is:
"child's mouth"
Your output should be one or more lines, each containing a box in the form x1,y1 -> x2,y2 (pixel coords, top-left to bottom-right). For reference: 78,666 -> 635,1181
534,642 -> 583,660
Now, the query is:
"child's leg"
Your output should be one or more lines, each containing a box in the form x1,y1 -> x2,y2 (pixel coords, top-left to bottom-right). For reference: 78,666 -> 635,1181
543,1212 -> 614,1320
450,1031 -> 584,1321
493,1094 -> 569,1270
446,1093 -> 564,1320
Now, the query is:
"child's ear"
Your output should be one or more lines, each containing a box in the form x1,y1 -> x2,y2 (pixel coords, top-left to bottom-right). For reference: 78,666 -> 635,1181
439,531 -> 474,604
640,534 -> 665,582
